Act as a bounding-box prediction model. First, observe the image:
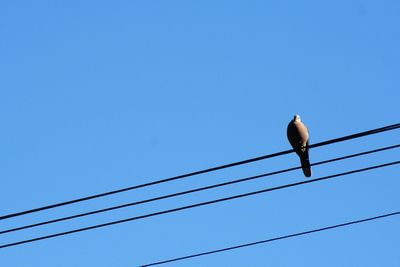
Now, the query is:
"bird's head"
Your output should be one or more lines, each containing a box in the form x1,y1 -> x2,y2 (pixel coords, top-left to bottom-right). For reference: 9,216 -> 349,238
294,114 -> 301,122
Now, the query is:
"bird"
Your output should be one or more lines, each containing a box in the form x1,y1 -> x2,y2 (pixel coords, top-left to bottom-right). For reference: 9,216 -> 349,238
287,115 -> 312,177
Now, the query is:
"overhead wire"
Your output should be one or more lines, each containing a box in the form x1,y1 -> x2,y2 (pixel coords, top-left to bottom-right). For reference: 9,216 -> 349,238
1,122 -> 399,221
141,210 -> 400,266
0,160 -> 398,249
1,144 -> 399,235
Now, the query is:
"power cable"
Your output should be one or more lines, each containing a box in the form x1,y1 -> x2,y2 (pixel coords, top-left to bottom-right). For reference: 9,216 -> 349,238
0,160 -> 398,249
1,122 -> 399,221
1,144 -> 398,235
141,211 -> 400,266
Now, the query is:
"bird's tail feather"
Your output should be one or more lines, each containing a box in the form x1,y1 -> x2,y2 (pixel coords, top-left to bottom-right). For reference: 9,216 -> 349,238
300,150 -> 312,177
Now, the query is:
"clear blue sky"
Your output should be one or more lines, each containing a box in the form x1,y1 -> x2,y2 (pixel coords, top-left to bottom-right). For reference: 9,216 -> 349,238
1,1 -> 399,266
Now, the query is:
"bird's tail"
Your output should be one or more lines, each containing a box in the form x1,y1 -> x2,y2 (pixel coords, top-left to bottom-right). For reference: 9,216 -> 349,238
300,150 -> 312,177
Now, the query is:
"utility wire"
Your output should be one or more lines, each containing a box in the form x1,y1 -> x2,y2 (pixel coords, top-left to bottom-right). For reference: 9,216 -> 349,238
141,211 -> 400,266
1,144 -> 398,235
0,160 -> 398,249
1,122 -> 399,221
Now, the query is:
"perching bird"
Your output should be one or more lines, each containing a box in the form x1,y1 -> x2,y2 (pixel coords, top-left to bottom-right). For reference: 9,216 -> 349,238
287,115 -> 312,177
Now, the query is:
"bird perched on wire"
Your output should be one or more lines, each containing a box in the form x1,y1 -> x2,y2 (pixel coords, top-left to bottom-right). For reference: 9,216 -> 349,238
287,115 -> 312,177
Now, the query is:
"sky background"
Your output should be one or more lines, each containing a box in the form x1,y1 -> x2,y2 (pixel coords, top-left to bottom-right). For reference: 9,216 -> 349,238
1,1 -> 399,266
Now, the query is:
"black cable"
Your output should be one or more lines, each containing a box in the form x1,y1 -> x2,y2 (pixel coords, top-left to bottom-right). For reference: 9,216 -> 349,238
1,144 -> 398,235
0,160 -> 398,249
1,122 -> 399,221
141,211 -> 400,266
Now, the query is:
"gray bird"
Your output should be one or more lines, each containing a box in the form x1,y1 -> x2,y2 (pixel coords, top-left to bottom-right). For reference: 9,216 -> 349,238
287,115 -> 312,177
